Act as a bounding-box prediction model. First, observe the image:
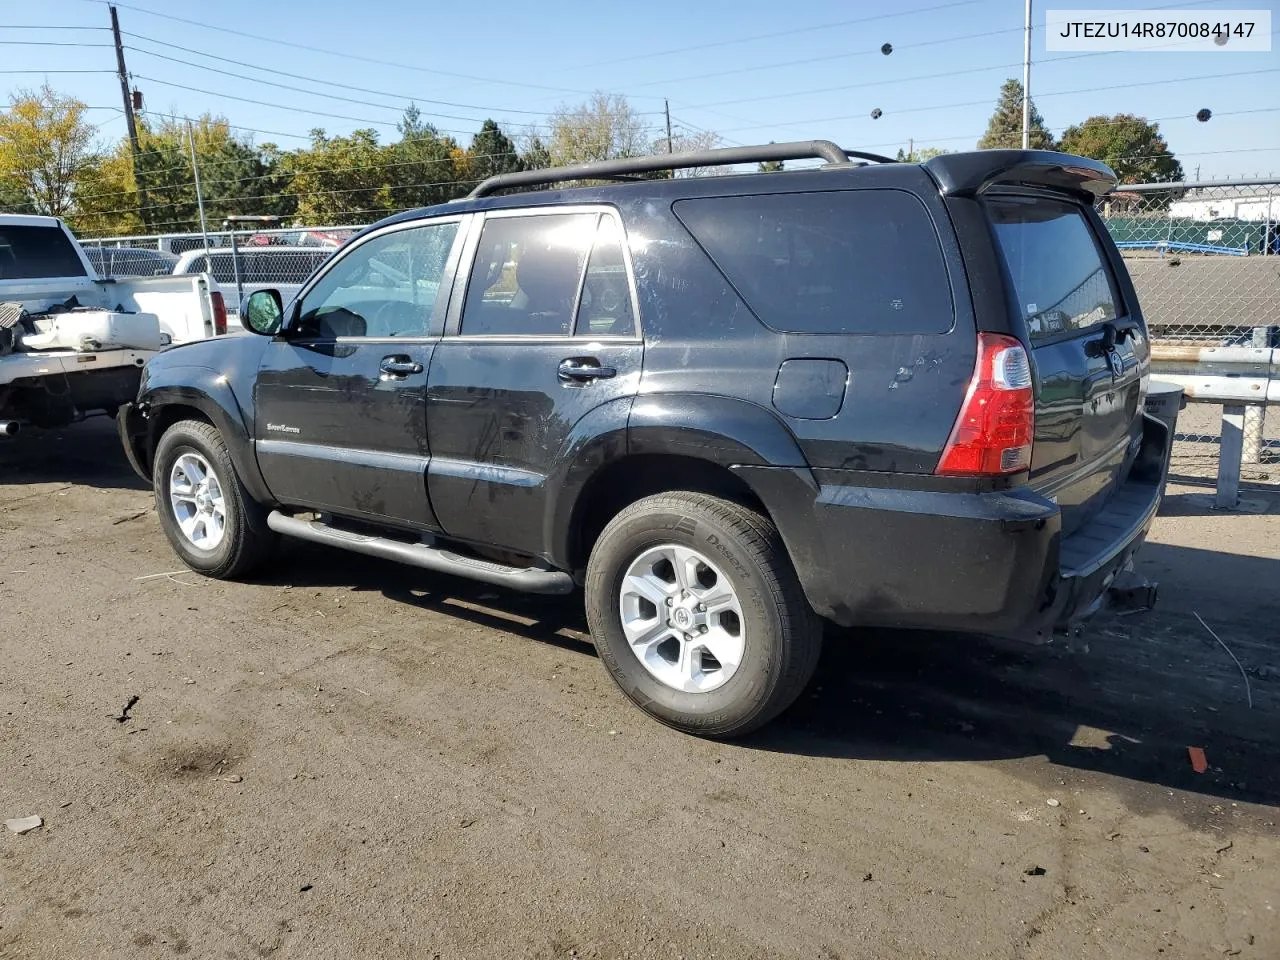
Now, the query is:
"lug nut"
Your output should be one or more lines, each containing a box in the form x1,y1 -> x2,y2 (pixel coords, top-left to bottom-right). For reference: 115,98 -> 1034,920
665,597 -> 674,607
699,625 -> 708,634
696,603 -> 705,612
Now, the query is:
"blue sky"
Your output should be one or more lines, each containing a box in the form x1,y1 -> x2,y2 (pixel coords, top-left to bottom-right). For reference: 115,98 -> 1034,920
5,0 -> 1278,180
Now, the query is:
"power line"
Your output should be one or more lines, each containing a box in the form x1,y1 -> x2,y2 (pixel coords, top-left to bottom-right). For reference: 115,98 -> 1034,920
0,24 -> 110,30
132,75 -> 475,135
0,40 -> 112,47
561,0 -> 983,72
92,0 -> 655,99
122,32 -> 583,118
127,49 -> 494,126
631,0 -> 1250,92
0,69 -> 116,74
706,65 -> 1280,133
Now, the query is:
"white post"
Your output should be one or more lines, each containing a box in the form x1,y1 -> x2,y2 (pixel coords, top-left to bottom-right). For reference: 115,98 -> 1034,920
1217,405 -> 1245,510
186,119 -> 211,259
1022,0 -> 1033,149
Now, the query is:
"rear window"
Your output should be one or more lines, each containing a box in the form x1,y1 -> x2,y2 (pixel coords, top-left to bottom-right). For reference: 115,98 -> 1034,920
988,197 -> 1119,341
0,225 -> 87,279
673,190 -> 952,334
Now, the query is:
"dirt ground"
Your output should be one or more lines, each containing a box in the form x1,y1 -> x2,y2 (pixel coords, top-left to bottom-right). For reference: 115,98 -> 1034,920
2,419 -> 1278,960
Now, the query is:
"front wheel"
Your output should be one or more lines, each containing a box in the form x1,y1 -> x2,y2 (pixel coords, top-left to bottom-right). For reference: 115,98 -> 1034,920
585,492 -> 821,737
153,418 -> 276,579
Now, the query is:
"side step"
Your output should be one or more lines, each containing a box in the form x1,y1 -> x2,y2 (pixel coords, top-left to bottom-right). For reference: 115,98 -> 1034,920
266,511 -> 575,595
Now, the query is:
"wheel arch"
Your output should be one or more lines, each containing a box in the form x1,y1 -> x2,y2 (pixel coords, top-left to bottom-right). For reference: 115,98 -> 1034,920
553,393 -> 815,575
133,367 -> 272,504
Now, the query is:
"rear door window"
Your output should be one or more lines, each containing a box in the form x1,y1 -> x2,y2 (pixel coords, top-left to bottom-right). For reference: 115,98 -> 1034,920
987,196 -> 1120,341
673,190 -> 953,335
461,213 -> 597,337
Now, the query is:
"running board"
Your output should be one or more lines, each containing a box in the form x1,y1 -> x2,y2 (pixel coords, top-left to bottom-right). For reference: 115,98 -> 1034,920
266,511 -> 575,595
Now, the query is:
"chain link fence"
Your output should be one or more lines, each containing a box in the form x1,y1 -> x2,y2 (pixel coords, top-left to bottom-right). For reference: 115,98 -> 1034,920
1100,178 -> 1279,488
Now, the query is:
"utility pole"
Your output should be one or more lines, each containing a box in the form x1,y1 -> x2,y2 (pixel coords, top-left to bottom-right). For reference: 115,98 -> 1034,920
110,5 -> 149,229
908,137 -> 914,160
1021,0 -> 1032,149
664,99 -> 673,154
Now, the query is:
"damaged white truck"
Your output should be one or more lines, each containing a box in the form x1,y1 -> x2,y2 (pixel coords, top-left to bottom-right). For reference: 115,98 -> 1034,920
0,214 -> 227,437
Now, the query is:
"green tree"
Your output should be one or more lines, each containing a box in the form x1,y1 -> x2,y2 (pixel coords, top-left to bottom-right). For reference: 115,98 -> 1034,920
388,104 -> 466,211
140,116 -> 292,232
1059,114 -> 1184,184
895,146 -> 950,162
978,79 -> 1055,150
74,116 -> 291,234
467,119 -> 522,185
287,128 -> 393,225
0,85 -> 99,217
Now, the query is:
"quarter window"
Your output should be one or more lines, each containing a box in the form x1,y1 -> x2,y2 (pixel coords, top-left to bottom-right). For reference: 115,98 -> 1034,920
673,190 -> 953,335
295,222 -> 459,338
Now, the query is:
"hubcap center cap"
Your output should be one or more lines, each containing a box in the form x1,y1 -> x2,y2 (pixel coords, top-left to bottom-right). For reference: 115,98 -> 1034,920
668,598 -> 706,634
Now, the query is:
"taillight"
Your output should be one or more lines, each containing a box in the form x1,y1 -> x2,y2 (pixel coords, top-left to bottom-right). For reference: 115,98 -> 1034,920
211,291 -> 228,336
936,333 -> 1035,476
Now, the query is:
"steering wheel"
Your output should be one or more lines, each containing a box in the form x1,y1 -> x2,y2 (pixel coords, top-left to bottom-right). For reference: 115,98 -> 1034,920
366,299 -> 418,337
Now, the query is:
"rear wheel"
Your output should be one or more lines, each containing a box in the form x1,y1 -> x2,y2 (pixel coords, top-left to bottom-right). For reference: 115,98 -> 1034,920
585,492 -> 821,737
153,419 -> 276,579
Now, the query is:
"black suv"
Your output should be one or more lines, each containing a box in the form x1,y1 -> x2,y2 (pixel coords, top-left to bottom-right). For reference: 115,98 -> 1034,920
119,142 -> 1167,737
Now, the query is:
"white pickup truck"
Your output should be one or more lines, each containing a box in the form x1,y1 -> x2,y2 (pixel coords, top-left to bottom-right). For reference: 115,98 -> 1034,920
0,214 -> 227,437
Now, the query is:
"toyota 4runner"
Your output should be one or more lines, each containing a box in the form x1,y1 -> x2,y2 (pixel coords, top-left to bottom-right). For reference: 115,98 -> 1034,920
119,142 -> 1167,737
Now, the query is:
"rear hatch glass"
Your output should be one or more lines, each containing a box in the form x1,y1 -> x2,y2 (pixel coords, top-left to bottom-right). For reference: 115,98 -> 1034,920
988,195 -> 1147,536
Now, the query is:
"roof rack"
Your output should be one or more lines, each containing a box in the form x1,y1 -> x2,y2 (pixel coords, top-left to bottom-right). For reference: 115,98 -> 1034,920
468,140 -> 896,198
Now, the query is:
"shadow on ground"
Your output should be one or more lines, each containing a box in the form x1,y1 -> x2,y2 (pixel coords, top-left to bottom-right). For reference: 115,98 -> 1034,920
0,418 -> 148,492
269,536 -> 1280,813
10,421 -> 1277,812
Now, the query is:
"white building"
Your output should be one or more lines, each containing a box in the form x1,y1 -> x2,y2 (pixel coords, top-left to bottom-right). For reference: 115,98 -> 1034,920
1170,185 -> 1280,223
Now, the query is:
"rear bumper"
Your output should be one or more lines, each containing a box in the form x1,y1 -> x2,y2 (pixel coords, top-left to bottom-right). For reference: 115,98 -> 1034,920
734,415 -> 1168,642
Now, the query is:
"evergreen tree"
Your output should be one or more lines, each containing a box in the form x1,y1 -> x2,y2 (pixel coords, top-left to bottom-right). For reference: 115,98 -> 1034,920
978,79 -> 1055,150
468,120 -> 522,184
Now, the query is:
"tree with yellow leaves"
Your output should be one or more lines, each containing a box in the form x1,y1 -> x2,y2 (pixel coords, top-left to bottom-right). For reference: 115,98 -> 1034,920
0,85 -> 99,218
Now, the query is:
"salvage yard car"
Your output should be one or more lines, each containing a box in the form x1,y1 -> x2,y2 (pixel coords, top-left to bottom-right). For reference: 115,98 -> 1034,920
117,143 -> 1167,737
0,214 -> 227,437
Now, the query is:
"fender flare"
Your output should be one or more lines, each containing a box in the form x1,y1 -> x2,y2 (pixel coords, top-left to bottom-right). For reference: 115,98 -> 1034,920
627,392 -> 808,467
136,364 -> 274,505
545,392 -> 814,569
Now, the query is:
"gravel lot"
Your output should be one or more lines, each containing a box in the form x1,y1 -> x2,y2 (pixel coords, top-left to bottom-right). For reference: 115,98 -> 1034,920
2,419 -> 1278,960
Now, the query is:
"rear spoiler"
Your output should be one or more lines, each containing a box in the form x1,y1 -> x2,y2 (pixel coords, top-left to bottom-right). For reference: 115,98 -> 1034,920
925,151 -> 1117,200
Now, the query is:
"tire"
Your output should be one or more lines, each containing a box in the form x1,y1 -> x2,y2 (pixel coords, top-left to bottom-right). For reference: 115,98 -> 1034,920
585,492 -> 821,738
152,418 -> 276,579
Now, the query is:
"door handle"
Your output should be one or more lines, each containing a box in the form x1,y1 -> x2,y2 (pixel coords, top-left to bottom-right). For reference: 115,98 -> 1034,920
380,355 -> 423,378
558,358 -> 617,383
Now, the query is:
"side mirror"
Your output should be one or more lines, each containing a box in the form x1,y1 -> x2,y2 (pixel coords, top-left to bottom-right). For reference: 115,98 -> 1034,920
243,288 -> 283,336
